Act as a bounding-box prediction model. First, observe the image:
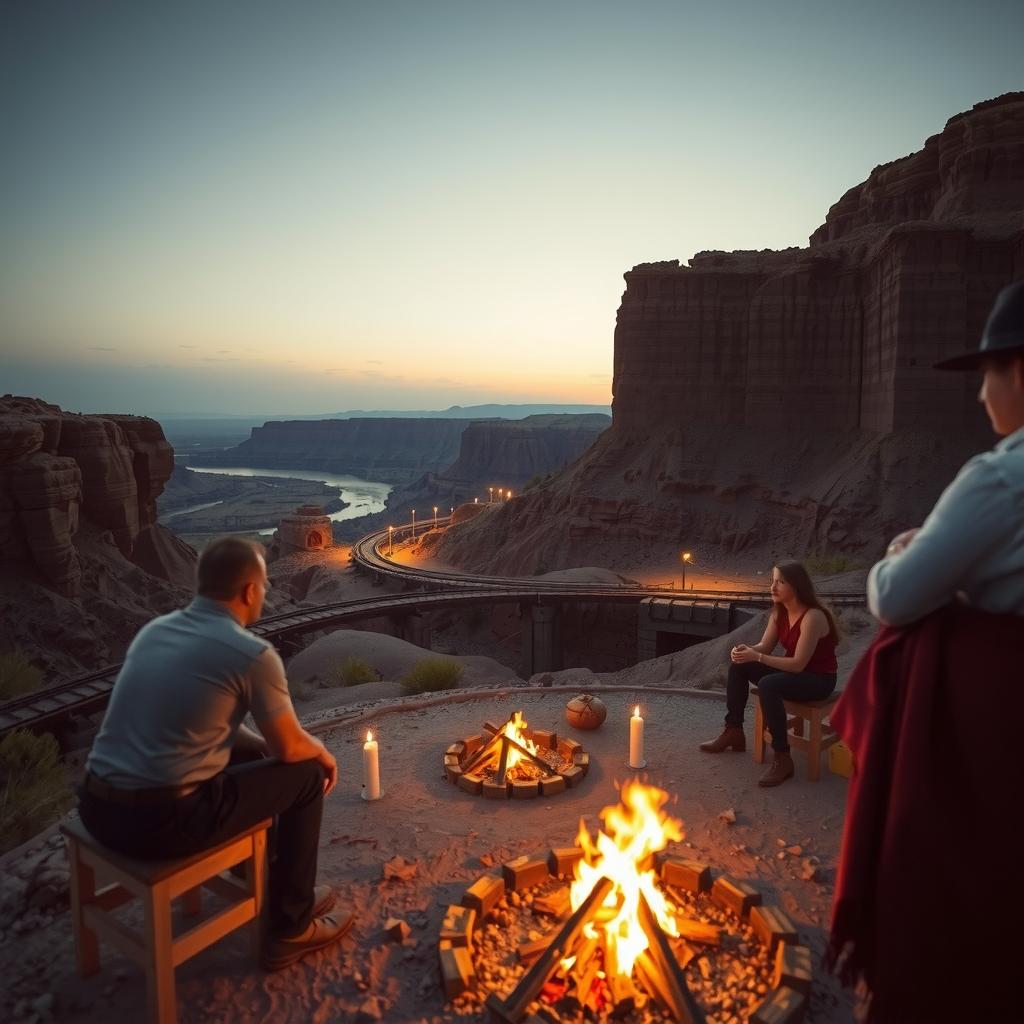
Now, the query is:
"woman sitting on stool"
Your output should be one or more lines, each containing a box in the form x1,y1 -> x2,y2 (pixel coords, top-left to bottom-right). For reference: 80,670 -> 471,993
700,561 -> 839,787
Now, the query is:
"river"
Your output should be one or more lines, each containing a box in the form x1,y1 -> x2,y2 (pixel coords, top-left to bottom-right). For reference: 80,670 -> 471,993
181,465 -> 392,534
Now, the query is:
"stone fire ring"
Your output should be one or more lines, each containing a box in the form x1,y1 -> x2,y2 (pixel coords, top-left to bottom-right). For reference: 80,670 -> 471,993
436,850 -> 812,1023
443,725 -> 590,799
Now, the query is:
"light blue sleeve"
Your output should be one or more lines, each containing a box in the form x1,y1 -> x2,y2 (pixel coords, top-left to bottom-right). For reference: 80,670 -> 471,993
867,454 -> 1015,626
246,646 -> 295,726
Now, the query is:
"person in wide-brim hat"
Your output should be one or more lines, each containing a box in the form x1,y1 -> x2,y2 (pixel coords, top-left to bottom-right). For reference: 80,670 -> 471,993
867,278 -> 1024,626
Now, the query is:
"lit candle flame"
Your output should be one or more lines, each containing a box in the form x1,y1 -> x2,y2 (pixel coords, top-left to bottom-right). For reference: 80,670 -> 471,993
366,730 -> 373,743
633,705 -> 640,718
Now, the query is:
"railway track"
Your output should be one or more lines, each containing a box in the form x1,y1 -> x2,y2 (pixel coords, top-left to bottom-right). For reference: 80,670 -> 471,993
1,516 -> 864,741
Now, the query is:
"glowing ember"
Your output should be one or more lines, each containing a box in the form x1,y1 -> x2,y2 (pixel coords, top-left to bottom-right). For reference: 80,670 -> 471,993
570,781 -> 684,978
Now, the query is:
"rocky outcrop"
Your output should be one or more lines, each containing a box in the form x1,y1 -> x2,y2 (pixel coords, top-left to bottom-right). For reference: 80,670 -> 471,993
437,95 -> 1024,574
441,414 -> 609,486
0,396 -> 191,596
193,417 -> 471,484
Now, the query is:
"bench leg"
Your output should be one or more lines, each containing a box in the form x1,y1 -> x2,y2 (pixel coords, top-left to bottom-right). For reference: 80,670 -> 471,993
807,712 -> 823,782
67,839 -> 101,977
753,700 -> 766,764
144,881 -> 177,1024
247,828 -> 268,959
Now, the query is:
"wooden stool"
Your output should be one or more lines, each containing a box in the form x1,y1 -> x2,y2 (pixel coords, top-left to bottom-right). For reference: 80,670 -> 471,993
751,686 -> 841,781
62,817 -> 270,1024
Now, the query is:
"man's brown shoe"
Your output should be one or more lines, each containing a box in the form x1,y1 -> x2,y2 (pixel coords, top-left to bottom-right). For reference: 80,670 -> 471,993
699,726 -> 746,753
758,752 -> 795,787
262,911 -> 355,971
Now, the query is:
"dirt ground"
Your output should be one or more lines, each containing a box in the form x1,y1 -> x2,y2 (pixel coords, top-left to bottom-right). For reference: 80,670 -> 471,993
1,687 -> 856,1024
1,539 -> 870,1023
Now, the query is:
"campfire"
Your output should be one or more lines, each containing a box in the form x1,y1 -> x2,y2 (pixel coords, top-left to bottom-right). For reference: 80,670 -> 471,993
437,780 -> 809,1022
486,781 -> 704,1022
444,711 -> 590,798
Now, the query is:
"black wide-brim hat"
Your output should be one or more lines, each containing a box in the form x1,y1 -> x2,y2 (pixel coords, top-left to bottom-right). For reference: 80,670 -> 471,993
934,279 -> 1024,370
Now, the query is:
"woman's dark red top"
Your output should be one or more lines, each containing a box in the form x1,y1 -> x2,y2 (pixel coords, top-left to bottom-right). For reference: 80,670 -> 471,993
776,606 -> 837,673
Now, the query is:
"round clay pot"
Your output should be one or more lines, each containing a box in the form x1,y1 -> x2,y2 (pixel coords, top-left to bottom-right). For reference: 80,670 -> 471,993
565,693 -> 607,730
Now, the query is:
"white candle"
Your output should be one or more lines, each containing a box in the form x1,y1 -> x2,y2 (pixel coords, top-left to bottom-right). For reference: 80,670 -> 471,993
362,730 -> 381,800
629,705 -> 646,769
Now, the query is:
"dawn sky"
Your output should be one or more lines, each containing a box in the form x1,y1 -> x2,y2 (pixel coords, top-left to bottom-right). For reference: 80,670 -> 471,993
2,0 -> 1022,415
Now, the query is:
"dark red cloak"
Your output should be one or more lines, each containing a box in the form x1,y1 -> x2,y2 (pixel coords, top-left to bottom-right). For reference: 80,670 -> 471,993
827,604 -> 1024,1022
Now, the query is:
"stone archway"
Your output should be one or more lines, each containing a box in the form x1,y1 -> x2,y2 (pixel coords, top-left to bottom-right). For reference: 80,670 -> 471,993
306,530 -> 323,549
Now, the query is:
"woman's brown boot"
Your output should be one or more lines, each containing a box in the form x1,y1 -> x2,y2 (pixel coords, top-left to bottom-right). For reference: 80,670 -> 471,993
758,752 -> 795,787
699,726 -> 746,753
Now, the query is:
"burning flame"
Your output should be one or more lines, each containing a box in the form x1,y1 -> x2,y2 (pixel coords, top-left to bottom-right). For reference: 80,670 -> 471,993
570,781 -> 683,978
366,730 -> 373,743
500,710 -> 540,771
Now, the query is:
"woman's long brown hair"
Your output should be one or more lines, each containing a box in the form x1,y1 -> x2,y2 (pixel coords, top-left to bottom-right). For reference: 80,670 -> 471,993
772,561 -> 840,643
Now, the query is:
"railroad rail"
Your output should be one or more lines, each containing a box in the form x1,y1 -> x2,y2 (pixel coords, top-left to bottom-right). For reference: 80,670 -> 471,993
1,515 -> 864,741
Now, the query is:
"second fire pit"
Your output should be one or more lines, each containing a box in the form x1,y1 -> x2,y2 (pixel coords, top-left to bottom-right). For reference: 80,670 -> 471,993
444,711 -> 591,799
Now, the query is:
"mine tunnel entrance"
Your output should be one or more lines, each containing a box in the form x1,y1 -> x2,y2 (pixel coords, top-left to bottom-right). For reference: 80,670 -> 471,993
654,630 -> 708,658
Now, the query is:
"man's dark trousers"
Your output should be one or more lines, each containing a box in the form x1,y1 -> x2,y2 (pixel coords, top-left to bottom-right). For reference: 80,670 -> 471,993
79,753 -> 325,938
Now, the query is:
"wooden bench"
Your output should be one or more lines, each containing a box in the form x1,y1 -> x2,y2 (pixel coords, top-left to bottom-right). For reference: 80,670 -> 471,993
62,817 -> 270,1024
751,686 -> 841,782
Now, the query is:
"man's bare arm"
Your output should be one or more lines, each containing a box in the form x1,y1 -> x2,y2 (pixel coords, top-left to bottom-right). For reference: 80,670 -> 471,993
258,707 -> 338,794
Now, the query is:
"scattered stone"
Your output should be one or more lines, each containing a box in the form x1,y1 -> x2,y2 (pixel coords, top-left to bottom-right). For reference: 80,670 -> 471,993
357,994 -> 385,1021
785,845 -> 803,856
382,856 -> 418,882
384,917 -> 411,942
718,808 -> 737,824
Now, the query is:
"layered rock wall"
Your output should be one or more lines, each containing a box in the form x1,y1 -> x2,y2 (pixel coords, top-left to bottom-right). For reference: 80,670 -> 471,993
0,396 -> 187,594
198,417 -> 470,483
441,414 -> 609,485
438,94 -> 1024,573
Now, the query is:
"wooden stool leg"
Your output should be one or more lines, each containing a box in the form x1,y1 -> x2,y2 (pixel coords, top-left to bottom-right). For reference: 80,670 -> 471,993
67,839 -> 102,977
182,886 -> 202,917
807,711 -> 823,782
144,881 -> 177,1024
792,715 -> 805,739
247,828 -> 268,959
753,699 -> 766,764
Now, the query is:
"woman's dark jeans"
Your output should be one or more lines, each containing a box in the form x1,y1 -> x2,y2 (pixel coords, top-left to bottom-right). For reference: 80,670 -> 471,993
726,662 -> 837,752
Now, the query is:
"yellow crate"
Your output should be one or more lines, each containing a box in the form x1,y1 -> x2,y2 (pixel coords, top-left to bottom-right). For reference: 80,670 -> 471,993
828,740 -> 854,778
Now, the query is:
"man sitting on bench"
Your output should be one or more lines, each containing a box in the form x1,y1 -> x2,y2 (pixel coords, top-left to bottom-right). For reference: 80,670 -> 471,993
79,536 -> 353,971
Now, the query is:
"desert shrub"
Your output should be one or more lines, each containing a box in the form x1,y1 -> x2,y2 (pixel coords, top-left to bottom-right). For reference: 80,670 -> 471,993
0,649 -> 43,700
0,729 -> 73,855
805,554 -> 861,576
403,657 -> 464,694
328,657 -> 379,687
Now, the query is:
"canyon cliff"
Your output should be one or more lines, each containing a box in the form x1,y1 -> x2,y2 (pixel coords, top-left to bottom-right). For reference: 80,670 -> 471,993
330,414 -> 609,541
0,396 -> 198,677
191,417 -> 471,484
437,94 -> 1024,574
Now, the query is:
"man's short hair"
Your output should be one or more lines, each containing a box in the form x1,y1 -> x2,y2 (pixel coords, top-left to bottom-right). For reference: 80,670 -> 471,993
196,537 -> 264,600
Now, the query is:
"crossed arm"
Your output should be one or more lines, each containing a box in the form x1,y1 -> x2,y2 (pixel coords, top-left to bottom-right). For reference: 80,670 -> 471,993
730,609 -> 829,673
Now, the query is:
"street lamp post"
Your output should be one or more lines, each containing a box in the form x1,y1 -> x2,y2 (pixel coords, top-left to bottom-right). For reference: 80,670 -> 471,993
433,505 -> 438,528
388,525 -> 394,556
411,509 -> 416,540
681,551 -> 693,591
489,486 -> 494,504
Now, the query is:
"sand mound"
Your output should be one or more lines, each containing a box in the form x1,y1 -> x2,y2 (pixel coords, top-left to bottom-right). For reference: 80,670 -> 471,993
286,629 -> 524,692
